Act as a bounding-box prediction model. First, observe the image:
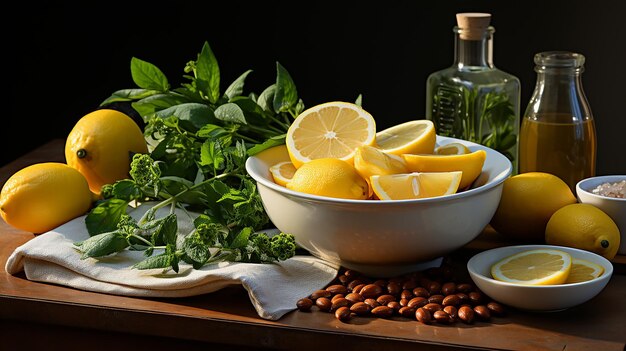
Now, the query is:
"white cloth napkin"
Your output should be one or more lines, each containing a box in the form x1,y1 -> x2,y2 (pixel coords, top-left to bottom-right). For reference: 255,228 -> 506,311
5,203 -> 340,320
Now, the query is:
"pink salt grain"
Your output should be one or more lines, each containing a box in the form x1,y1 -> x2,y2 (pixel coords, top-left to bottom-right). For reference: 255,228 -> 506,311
591,180 -> 625,199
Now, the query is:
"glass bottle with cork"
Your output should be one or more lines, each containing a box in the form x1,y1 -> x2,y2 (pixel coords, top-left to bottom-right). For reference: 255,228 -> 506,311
426,12 -> 521,173
519,51 -> 597,192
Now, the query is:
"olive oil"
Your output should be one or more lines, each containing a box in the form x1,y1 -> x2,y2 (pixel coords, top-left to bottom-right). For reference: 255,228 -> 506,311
519,116 -> 596,192
519,51 -> 596,192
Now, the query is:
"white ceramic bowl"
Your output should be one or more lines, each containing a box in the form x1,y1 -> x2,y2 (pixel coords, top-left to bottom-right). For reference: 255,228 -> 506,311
467,245 -> 613,312
576,175 -> 626,255
245,136 -> 512,277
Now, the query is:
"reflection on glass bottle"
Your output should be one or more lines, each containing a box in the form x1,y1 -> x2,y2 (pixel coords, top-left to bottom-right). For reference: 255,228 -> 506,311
519,51 -> 596,192
426,13 -> 520,172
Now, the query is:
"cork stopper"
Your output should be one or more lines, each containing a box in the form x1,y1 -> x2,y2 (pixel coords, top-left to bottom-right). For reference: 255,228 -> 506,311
456,12 -> 491,40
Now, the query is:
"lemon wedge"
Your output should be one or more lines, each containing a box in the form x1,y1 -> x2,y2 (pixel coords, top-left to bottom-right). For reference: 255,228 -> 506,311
435,142 -> 471,155
375,119 -> 436,155
370,171 -> 462,200
354,145 -> 408,197
490,249 -> 573,285
269,161 -> 297,187
402,150 -> 486,190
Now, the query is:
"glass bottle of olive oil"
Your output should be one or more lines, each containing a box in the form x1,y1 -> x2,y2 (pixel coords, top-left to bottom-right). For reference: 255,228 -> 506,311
519,51 -> 597,192
426,12 -> 521,173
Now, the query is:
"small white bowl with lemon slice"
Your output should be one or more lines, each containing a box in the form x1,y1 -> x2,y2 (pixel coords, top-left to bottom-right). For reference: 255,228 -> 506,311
467,245 -> 613,312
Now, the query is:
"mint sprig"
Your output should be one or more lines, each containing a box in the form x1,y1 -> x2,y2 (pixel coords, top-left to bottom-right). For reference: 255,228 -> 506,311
75,41 -> 301,272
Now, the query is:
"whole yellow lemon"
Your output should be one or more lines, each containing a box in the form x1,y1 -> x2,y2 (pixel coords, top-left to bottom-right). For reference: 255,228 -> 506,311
65,109 -> 148,195
286,158 -> 369,200
546,203 -> 620,260
490,172 -> 577,242
0,162 -> 93,234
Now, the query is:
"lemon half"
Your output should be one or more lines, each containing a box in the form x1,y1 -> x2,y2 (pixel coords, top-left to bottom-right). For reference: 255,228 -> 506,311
285,101 -> 376,168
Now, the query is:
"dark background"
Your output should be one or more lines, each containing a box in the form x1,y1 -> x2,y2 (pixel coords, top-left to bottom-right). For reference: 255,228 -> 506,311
5,1 -> 626,174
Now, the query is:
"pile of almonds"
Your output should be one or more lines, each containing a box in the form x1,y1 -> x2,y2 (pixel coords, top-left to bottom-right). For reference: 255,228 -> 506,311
296,265 -> 506,324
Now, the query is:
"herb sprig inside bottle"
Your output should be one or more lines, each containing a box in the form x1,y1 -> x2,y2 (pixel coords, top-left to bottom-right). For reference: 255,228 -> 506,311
426,13 -> 521,172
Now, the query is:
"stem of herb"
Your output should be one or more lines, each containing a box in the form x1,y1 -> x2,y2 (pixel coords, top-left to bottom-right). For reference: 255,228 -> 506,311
129,233 -> 154,247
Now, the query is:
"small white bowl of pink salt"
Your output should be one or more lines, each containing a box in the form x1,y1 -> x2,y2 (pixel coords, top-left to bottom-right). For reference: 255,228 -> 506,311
576,175 -> 626,256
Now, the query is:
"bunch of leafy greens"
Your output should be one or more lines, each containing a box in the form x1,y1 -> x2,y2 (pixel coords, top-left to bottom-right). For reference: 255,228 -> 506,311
73,41 -> 302,272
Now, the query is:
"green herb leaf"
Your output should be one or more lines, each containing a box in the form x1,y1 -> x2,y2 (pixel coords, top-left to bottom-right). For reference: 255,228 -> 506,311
131,57 -> 170,92
182,235 -> 211,269
257,84 -> 276,113
200,140 -> 225,170
75,231 -> 129,259
150,213 -> 178,247
85,199 -> 129,236
355,94 -> 363,107
231,227 -> 253,249
195,41 -> 220,104
132,93 -> 191,116
214,102 -> 247,124
154,103 -> 217,129
247,134 -> 286,156
132,252 -> 175,270
104,180 -> 143,202
273,62 -> 298,113
100,89 -> 160,106
224,69 -> 253,99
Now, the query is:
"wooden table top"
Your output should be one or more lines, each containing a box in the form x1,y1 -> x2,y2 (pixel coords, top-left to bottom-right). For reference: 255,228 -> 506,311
1,139 -> 625,351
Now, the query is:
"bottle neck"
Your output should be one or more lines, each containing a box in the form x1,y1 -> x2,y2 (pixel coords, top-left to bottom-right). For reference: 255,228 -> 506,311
453,26 -> 494,69
529,65 -> 591,120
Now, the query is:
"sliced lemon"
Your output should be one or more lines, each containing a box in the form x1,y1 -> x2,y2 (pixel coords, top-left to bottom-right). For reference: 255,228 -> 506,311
435,142 -> 471,155
354,145 -> 408,197
375,120 -> 436,156
402,150 -> 486,190
370,171 -> 462,200
565,258 -> 605,284
269,161 -> 297,187
490,249 -> 572,285
286,101 -> 376,168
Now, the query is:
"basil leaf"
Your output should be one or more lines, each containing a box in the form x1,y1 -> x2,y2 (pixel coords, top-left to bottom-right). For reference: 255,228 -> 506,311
247,134 -> 285,156
257,84 -> 276,113
273,62 -> 298,112
214,102 -> 246,124
100,89 -> 160,106
154,103 -> 217,129
196,41 -> 220,104
224,69 -> 253,99
132,93 -> 191,116
197,124 -> 229,139
85,199 -> 129,236
131,57 -> 170,92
